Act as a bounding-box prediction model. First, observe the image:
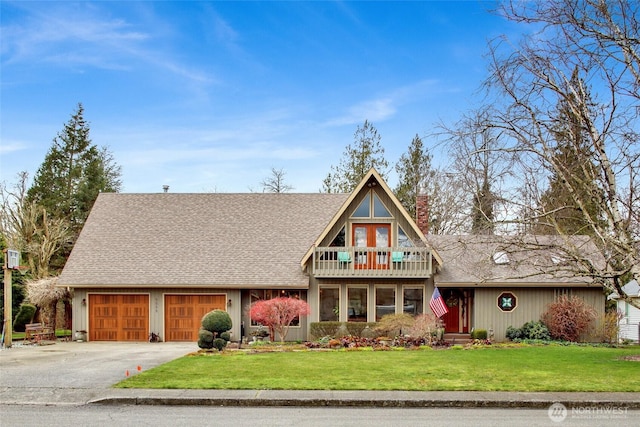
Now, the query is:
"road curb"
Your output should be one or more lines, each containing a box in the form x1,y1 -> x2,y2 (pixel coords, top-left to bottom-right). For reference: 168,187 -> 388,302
89,397 -> 640,409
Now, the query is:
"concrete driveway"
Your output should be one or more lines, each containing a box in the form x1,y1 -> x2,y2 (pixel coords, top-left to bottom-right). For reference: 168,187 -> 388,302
0,341 -> 196,389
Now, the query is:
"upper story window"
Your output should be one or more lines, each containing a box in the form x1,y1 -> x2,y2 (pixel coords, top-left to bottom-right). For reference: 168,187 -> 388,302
352,191 -> 392,218
329,226 -> 345,247
397,226 -> 414,247
353,194 -> 371,217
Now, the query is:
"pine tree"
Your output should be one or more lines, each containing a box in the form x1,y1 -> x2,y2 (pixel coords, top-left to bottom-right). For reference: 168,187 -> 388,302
322,120 -> 388,193
394,134 -> 433,218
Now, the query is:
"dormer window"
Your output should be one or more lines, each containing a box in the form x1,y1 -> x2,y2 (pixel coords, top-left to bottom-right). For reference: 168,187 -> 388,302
493,251 -> 510,265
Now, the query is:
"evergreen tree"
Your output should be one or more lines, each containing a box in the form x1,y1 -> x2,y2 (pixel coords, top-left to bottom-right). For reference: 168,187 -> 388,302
27,103 -> 121,232
444,109 -> 501,235
471,175 -> 495,234
26,103 -> 121,273
322,120 -> 388,193
535,69 -> 604,236
394,134 -> 433,219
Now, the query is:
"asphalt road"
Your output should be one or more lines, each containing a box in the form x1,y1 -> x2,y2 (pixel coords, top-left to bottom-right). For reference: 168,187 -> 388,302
1,339 -> 638,426
1,405 -> 638,427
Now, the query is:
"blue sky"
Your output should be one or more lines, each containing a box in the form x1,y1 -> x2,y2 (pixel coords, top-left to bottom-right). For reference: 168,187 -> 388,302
1,1 -> 516,193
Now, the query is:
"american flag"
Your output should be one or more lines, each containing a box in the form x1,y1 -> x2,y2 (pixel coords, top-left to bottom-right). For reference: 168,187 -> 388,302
429,287 -> 448,318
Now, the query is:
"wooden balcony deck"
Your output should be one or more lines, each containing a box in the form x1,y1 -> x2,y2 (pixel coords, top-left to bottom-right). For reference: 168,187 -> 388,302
312,247 -> 432,278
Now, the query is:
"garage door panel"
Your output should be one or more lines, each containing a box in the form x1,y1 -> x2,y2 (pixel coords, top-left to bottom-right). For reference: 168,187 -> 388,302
165,295 -> 226,342
89,294 -> 149,341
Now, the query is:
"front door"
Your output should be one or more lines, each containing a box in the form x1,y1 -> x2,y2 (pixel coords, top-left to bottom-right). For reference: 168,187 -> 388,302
442,289 -> 461,333
441,289 -> 471,333
353,224 -> 390,269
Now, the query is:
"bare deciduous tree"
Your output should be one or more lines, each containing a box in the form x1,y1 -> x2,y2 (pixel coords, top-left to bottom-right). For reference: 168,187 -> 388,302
439,108 -> 513,235
480,0 -> 640,306
260,168 -> 294,193
423,169 -> 470,235
1,172 -> 70,279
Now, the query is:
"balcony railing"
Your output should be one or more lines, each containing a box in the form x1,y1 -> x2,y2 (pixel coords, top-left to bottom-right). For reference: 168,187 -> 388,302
312,247 -> 432,278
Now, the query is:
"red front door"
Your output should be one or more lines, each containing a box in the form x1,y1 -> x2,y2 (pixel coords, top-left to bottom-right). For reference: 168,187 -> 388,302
442,289 -> 460,333
441,289 -> 471,333
352,224 -> 390,269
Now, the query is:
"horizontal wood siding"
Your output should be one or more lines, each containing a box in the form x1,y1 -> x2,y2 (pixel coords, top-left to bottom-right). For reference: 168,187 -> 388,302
618,300 -> 640,342
473,287 -> 604,341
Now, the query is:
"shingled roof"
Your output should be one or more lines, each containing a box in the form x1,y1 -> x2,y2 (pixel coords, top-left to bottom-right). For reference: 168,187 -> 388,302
428,234 -> 603,287
58,192 -> 349,288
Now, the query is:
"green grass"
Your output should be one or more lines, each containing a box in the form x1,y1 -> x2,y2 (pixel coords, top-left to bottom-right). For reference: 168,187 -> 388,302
115,344 -> 640,392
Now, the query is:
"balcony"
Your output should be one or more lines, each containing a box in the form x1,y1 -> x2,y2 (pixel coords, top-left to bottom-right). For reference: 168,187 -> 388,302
312,247 -> 432,278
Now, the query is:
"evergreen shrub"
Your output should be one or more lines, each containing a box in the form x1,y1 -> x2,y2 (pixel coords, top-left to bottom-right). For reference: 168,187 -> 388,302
201,310 -> 232,335
198,329 -> 214,349
13,304 -> 36,332
471,329 -> 488,340
212,338 -> 226,351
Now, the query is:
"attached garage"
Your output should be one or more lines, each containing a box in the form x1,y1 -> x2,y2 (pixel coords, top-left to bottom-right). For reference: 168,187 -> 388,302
89,294 -> 149,341
164,294 -> 227,342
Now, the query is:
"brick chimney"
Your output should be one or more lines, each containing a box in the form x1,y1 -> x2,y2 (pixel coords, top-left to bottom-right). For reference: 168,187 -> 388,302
416,194 -> 429,235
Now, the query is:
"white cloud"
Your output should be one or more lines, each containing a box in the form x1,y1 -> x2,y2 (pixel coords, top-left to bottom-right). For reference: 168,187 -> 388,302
1,3 -> 215,86
324,79 -> 440,127
0,140 -> 27,155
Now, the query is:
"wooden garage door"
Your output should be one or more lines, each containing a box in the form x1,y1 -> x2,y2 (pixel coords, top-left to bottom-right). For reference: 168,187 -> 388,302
165,295 -> 226,342
89,294 -> 149,341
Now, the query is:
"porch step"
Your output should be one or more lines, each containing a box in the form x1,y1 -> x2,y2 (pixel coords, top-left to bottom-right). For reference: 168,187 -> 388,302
443,333 -> 472,344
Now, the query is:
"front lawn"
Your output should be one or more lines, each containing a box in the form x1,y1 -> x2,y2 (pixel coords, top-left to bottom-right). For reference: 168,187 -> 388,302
115,344 -> 640,392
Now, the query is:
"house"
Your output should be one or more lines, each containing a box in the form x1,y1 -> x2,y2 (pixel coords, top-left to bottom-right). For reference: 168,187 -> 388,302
58,168 -> 605,342
427,234 -> 605,340
610,280 -> 640,343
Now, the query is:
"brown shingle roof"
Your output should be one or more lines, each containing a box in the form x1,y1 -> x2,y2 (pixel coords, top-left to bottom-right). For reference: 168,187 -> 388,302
427,234 -> 603,287
58,192 -> 349,288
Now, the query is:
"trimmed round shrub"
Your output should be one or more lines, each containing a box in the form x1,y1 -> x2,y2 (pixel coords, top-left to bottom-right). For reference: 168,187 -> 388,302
201,310 -> 232,334
13,303 -> 36,333
197,329 -> 214,349
212,338 -> 226,351
219,331 -> 231,342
